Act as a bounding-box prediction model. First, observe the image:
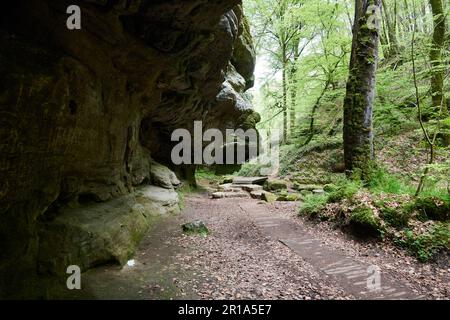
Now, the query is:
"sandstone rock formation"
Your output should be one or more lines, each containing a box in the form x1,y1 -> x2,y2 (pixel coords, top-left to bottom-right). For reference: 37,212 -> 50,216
0,0 -> 257,298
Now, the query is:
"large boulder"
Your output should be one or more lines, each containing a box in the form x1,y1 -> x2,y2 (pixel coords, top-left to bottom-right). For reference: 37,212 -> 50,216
38,186 -> 179,276
261,191 -> 277,203
150,161 -> 181,189
265,179 -> 288,191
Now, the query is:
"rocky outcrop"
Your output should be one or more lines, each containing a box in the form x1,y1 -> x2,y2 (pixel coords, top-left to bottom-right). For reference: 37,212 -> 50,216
149,161 -> 181,190
0,0 -> 257,298
38,185 -> 180,277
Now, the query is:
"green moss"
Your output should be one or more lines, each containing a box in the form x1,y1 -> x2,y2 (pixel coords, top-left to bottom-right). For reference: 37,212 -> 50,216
277,193 -> 301,202
327,178 -> 363,203
414,196 -> 450,222
265,179 -> 288,191
378,205 -> 411,229
261,192 -> 277,203
222,176 -> 233,184
237,162 -> 268,177
349,206 -> 383,237
374,198 -> 412,229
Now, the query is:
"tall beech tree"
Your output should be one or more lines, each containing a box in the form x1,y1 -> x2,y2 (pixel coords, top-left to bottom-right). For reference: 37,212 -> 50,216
343,0 -> 381,179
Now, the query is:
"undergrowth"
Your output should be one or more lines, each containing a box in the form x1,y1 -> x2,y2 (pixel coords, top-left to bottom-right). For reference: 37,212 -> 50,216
298,167 -> 449,262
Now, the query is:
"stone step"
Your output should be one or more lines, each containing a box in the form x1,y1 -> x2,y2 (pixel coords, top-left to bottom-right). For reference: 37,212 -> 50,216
233,176 -> 268,185
237,184 -> 264,192
217,183 -> 243,193
211,192 -> 249,199
250,190 -> 264,200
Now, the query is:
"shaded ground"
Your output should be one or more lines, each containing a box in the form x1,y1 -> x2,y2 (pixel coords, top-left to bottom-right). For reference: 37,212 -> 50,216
56,191 -> 449,300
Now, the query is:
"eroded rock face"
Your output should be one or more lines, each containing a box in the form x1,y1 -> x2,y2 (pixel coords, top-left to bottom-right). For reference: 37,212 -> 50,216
0,0 -> 256,297
38,185 -> 180,277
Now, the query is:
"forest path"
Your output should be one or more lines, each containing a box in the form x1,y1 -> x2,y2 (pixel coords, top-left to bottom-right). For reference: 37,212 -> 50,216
239,201 -> 422,299
57,192 -> 446,300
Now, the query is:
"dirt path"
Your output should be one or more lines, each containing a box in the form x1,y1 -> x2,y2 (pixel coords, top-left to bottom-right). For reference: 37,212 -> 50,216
59,192 -> 449,300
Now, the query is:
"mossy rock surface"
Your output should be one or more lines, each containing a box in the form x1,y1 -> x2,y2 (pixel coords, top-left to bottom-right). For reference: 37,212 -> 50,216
150,161 -> 181,189
349,206 -> 383,238
277,193 -> 301,202
182,221 -> 210,237
265,179 -> 288,191
414,196 -> 450,222
293,183 -> 322,191
261,191 -> 277,203
378,205 -> 411,229
38,185 -> 179,276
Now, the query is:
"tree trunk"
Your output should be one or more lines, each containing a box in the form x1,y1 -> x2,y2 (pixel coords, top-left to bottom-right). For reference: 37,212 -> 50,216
289,44 -> 299,140
429,0 -> 447,113
289,70 -> 297,140
381,0 -> 399,59
343,0 -> 381,180
282,55 -> 288,144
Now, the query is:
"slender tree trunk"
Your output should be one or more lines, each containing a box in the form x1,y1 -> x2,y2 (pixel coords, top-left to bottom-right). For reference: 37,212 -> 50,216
380,9 -> 390,56
343,0 -> 381,180
429,0 -> 447,114
281,42 -> 288,143
304,80 -> 330,146
411,24 -> 438,196
382,0 -> 399,59
421,3 -> 430,34
289,70 -> 297,140
282,58 -> 288,144
289,44 -> 299,140
403,0 -> 415,33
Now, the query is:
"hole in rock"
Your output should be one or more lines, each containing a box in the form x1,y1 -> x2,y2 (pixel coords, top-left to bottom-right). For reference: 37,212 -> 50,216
69,100 -> 78,115
78,193 -> 101,205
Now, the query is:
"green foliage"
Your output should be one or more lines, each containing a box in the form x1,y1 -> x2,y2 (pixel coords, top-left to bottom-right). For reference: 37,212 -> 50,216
244,0 -> 450,260
279,138 -> 343,177
349,206 -> 383,237
245,0 -> 351,140
236,162 -> 268,177
327,178 -> 363,203
377,203 -> 412,229
195,167 -> 217,180
414,195 -> 450,222
368,167 -> 416,195
195,167 -> 223,186
395,223 -> 450,262
177,183 -> 198,210
299,194 -> 329,217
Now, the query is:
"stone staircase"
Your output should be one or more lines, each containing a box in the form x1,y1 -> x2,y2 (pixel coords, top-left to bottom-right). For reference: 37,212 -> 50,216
211,177 -> 267,199
211,177 -> 326,201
